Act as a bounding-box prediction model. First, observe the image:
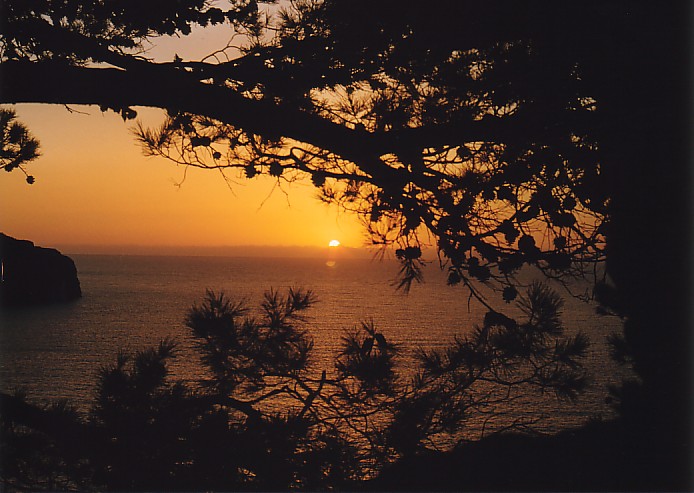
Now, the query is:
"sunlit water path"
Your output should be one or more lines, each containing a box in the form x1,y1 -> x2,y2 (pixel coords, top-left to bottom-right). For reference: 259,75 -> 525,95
0,254 -> 629,437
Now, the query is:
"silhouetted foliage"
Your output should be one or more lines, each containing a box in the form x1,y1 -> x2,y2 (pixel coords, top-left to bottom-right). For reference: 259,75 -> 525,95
1,285 -> 587,490
0,0 -> 260,60
1,0 -> 612,303
186,289 -> 314,395
0,108 -> 39,182
388,282 -> 588,456
88,339 -> 202,490
0,391 -> 90,491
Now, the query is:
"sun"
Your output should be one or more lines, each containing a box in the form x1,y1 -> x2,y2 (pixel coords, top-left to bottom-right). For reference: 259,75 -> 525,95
328,239 -> 341,247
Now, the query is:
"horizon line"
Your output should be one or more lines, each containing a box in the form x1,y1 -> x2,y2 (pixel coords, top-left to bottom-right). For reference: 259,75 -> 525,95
53,243 -> 390,258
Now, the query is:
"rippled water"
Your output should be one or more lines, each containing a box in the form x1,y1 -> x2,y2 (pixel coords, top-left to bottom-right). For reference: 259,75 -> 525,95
0,254 -> 629,436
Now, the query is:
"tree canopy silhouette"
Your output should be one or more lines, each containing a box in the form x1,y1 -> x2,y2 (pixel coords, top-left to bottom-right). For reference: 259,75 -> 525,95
1,1 -> 614,299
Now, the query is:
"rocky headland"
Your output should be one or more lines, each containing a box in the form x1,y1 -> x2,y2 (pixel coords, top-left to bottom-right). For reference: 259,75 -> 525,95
0,233 -> 81,306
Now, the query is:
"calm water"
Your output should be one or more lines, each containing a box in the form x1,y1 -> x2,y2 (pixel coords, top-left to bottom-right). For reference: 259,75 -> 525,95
0,254 -> 628,436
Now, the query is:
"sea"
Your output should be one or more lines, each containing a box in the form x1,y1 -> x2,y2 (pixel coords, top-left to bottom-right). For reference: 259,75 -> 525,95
0,254 -> 629,439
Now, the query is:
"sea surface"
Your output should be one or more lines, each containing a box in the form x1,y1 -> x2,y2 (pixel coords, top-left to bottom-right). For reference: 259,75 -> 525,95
0,254 -> 629,438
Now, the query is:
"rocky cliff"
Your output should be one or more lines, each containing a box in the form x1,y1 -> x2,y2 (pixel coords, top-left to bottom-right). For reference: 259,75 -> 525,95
0,233 -> 81,306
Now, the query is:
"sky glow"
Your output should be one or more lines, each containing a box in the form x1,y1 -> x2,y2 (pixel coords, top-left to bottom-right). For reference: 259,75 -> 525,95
0,12 -> 368,253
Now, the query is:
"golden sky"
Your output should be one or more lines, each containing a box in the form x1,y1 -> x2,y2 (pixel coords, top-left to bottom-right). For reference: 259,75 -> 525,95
0,23 -> 367,253
0,104 -> 365,251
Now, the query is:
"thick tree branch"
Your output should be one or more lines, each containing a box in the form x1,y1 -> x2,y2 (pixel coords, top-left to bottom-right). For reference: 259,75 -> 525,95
0,59 -> 536,179
1,60 -> 399,176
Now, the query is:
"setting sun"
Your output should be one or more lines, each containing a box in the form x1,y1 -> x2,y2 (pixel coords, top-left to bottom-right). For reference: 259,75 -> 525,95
328,239 -> 341,247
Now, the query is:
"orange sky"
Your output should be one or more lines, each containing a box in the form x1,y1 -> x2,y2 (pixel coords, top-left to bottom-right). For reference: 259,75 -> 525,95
0,22 -> 367,253
0,104 -> 365,251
